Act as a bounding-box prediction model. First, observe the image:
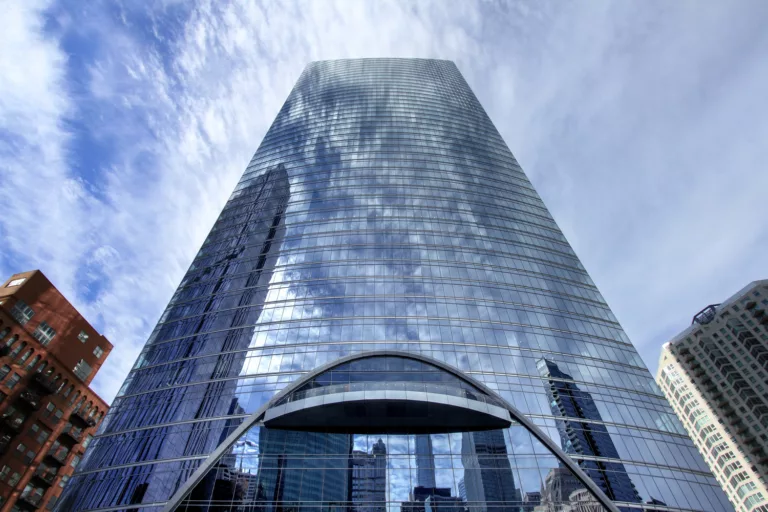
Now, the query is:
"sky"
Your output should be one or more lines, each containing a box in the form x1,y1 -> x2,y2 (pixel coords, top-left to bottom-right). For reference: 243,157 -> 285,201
1,0 -> 767,404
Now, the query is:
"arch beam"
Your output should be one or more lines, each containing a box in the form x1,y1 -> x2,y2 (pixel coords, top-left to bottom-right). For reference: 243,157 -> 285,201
161,350 -> 620,512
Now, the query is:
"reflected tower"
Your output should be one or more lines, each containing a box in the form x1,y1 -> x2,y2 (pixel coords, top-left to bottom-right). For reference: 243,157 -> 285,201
351,439 -> 387,512
57,59 -> 728,512
461,429 -> 519,512
537,359 -> 641,504
415,435 -> 437,488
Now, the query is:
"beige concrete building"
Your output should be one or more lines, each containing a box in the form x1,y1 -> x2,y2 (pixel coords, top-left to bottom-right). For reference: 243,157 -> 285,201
657,281 -> 768,512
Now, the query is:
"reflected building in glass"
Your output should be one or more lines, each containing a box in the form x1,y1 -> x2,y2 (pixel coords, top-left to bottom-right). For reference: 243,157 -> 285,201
56,59 -> 730,512
537,359 -> 641,504
351,438 -> 387,512
461,429 -> 519,512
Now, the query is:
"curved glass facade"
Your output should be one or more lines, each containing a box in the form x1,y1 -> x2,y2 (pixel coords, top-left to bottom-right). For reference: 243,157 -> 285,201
56,59 -> 729,511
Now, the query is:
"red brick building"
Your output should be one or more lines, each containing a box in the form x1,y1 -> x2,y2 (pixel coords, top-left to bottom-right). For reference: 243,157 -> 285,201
0,271 -> 112,511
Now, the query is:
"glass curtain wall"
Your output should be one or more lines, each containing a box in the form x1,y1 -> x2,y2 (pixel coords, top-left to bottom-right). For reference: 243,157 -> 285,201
56,59 -> 729,512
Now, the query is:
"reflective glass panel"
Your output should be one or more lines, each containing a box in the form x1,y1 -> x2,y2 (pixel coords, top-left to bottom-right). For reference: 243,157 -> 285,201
56,59 -> 730,512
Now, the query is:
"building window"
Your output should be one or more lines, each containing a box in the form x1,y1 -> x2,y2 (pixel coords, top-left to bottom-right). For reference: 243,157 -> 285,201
10,300 -> 34,325
82,434 -> 93,449
0,366 -> 10,380
77,331 -> 89,343
6,278 -> 25,287
70,454 -> 81,468
0,465 -> 9,481
73,359 -> 93,381
23,450 -> 35,464
58,475 -> 69,488
737,481 -> 758,498
6,373 -> 21,390
93,346 -> 104,358
8,471 -> 20,486
32,321 -> 56,345
34,425 -> 49,444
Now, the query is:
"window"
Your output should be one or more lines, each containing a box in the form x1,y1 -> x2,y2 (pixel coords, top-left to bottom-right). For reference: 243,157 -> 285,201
0,465 -> 9,481
58,475 -> 69,488
8,471 -> 20,486
737,481 -> 758,498
35,425 -> 49,444
77,331 -> 89,343
10,300 -> 34,325
6,373 -> 20,390
9,341 -> 25,357
7,278 -> 25,287
17,349 -> 32,364
25,355 -> 40,371
23,450 -> 35,464
15,443 -> 25,454
70,454 -> 81,468
73,359 -> 93,381
82,434 -> 93,449
730,470 -> 750,488
46,495 -> 58,510
0,366 -> 10,380
93,346 -> 104,358
32,321 -> 56,345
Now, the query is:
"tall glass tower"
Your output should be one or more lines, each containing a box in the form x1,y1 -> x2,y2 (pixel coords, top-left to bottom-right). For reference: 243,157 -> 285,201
56,59 -> 730,512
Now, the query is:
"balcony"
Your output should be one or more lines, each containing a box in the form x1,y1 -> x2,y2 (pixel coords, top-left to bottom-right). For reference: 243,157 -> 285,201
45,450 -> 67,466
30,373 -> 57,395
1,415 -> 24,434
16,390 -> 42,410
32,467 -> 57,487
716,399 -> 731,410
16,490 -> 43,510
0,434 -> 12,454
70,409 -> 96,428
59,424 -> 83,445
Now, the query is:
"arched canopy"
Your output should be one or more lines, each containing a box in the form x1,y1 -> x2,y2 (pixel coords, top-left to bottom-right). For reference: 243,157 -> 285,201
161,350 -> 620,512
265,354 -> 511,433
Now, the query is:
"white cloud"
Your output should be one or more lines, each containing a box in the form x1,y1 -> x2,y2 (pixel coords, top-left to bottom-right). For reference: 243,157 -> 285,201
1,0 -> 766,403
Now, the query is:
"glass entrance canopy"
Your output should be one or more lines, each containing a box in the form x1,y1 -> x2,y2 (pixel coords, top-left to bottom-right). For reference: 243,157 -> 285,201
266,356 -> 511,433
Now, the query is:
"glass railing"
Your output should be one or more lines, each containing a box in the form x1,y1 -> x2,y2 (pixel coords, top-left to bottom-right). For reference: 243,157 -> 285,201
275,381 -> 506,409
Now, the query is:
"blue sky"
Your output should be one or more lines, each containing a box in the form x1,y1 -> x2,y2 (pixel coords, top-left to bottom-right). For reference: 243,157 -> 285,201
2,0 -> 767,403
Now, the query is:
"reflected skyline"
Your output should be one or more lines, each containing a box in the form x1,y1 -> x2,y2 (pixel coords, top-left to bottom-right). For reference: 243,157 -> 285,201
183,427 -> 606,512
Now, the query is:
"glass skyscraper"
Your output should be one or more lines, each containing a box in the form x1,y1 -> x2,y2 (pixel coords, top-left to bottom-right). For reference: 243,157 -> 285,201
56,59 -> 730,512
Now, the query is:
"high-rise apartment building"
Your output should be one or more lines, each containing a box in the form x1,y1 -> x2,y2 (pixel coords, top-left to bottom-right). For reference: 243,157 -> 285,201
657,281 -> 768,512
56,59 -> 729,512
0,270 -> 112,511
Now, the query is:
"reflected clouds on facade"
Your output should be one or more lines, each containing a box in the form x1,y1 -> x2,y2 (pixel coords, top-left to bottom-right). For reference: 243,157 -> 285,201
56,59 -> 729,512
